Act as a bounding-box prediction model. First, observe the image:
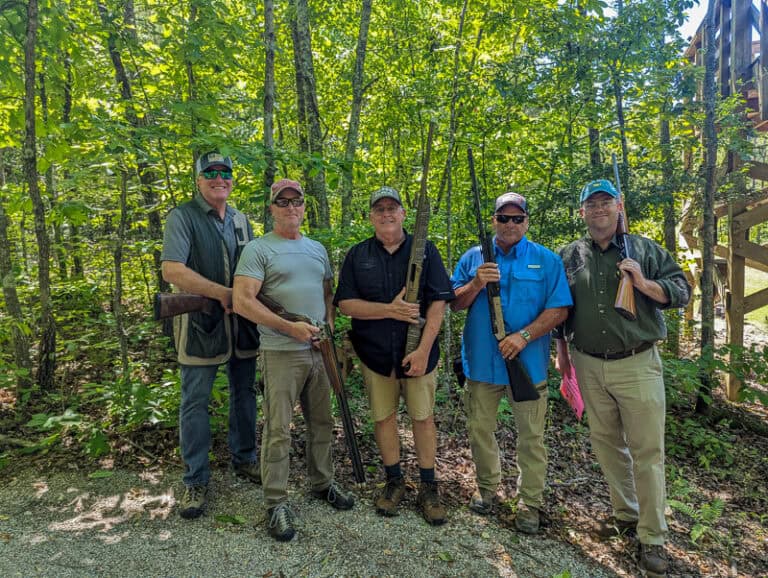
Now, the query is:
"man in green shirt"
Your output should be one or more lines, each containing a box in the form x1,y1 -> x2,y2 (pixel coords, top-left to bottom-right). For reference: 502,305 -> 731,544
555,179 -> 690,578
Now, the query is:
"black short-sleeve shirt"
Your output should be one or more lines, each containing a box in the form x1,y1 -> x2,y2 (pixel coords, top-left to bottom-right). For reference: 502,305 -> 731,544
334,232 -> 454,378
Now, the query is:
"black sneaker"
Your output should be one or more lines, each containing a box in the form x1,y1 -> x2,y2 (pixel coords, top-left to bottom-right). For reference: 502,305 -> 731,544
267,503 -> 296,542
179,485 -> 209,519
233,462 -> 261,485
311,480 -> 355,510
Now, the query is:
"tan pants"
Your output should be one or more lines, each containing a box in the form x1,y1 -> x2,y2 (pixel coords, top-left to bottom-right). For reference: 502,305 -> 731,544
360,361 -> 437,422
465,379 -> 549,508
260,349 -> 334,507
572,346 -> 667,545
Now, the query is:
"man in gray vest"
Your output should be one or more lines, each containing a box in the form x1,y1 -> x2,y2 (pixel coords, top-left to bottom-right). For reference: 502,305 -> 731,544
161,151 -> 261,519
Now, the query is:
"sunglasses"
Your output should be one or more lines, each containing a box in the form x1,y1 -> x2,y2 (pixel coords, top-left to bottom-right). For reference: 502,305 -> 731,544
494,214 -> 526,224
201,169 -> 233,180
273,197 -> 305,208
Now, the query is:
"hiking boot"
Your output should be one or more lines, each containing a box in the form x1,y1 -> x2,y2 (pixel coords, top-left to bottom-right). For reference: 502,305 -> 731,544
417,481 -> 447,526
514,503 -> 541,534
594,515 -> 638,539
267,503 -> 296,542
179,485 -> 208,519
638,543 -> 668,577
311,480 -> 355,511
233,462 -> 261,485
375,476 -> 406,516
469,489 -> 496,515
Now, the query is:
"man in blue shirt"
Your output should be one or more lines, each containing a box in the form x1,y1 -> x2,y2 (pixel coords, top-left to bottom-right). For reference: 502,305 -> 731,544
451,192 -> 571,533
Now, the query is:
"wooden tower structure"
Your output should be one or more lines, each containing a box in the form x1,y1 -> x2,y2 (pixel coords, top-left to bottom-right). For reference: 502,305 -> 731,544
684,0 -> 768,400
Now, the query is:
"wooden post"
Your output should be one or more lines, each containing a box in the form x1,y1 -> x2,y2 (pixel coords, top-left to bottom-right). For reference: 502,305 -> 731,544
726,201 -> 748,400
732,0 -> 753,91
760,0 -> 768,120
720,0 -> 732,98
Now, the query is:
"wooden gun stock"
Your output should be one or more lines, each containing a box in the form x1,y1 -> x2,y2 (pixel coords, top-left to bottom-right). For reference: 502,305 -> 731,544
154,293 -> 217,320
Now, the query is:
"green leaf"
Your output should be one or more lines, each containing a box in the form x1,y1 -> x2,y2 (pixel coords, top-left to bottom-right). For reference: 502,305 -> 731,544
215,514 -> 247,525
88,470 -> 115,479
438,551 -> 454,562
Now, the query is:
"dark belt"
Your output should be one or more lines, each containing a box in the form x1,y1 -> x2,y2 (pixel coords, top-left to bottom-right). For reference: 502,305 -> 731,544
576,341 -> 654,360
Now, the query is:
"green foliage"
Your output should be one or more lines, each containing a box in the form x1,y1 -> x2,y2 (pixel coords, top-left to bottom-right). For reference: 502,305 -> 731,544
666,417 -> 734,471
668,497 -> 725,546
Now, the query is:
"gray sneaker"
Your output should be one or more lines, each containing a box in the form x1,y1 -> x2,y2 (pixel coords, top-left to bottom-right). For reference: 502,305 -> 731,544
179,485 -> 208,519
267,503 -> 296,542
311,480 -> 355,511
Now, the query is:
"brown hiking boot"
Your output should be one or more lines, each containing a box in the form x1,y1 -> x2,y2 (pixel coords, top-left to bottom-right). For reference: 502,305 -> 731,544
374,477 -> 406,516
514,503 -> 541,534
594,515 -> 638,539
638,543 -> 668,577
469,489 -> 496,515
417,481 -> 447,526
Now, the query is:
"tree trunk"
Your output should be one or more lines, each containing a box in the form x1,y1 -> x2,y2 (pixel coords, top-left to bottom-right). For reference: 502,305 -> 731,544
290,0 -> 329,229
660,115 -> 680,356
0,152 -> 32,392
24,0 -> 57,391
339,0 -> 373,229
263,0 -> 276,232
697,1 -> 718,414
114,171 -> 130,381
98,0 -> 166,292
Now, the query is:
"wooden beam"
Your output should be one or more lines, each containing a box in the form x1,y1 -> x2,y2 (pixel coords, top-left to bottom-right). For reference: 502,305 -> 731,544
747,159 -> 768,180
762,0 -> 768,120
733,239 -> 768,266
726,196 -> 745,401
744,285 -> 768,312
733,196 -> 768,227
733,0 -> 753,87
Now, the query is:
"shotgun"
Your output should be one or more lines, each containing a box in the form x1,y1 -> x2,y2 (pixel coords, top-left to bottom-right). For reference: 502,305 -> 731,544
155,291 -> 366,483
467,147 -> 539,402
403,120 -> 436,364
612,154 -> 637,321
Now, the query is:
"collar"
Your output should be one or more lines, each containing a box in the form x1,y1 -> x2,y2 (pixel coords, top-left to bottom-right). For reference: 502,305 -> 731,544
493,235 -> 528,258
374,229 -> 409,253
195,193 -> 231,219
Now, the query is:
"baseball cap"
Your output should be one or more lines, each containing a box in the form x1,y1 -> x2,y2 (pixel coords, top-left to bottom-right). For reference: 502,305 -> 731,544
369,186 -> 402,208
196,151 -> 233,175
270,178 -> 304,202
494,192 -> 528,214
580,179 -> 619,204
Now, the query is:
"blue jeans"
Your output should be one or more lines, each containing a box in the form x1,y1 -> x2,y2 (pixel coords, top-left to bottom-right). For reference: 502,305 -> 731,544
180,356 -> 258,487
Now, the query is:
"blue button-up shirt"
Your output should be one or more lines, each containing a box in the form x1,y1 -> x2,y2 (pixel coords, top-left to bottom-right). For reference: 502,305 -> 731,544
451,236 -> 572,386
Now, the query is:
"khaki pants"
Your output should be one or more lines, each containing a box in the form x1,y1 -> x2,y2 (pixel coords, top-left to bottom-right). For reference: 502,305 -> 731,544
360,361 -> 437,422
260,349 -> 334,507
465,379 -> 549,508
572,346 -> 667,545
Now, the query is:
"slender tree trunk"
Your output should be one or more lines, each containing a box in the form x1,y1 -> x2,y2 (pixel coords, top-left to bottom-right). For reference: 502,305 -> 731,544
114,171 -> 130,381
339,0 -> 373,229
660,114 -> 680,355
61,52 -> 83,278
0,151 -> 32,391
24,0 -> 56,391
697,2 -> 718,414
263,0 -> 276,232
290,0 -> 329,229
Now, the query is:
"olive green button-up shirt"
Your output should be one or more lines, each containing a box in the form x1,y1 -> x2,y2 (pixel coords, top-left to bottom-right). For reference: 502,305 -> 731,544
559,234 -> 691,355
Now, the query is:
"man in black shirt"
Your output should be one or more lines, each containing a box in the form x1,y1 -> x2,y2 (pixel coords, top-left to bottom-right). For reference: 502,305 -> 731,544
334,186 -> 454,525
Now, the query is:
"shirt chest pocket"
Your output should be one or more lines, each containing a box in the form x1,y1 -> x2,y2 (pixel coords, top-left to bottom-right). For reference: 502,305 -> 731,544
505,266 -> 545,307
355,260 -> 385,300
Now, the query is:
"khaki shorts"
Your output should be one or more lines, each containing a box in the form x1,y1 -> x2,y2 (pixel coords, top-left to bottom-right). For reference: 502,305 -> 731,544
360,361 -> 437,422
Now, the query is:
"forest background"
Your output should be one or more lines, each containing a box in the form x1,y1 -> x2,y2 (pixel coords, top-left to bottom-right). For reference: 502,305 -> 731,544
1,0 -> 767,576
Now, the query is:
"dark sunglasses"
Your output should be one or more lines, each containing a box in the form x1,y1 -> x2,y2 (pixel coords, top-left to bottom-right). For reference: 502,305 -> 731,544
273,197 -> 305,208
494,214 -> 526,224
201,169 -> 233,180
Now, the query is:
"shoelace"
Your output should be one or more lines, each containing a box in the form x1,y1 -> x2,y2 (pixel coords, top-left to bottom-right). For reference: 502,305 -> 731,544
269,505 -> 292,529
187,486 -> 205,501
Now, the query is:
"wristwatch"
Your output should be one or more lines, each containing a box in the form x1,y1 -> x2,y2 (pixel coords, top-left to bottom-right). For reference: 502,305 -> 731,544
520,329 -> 532,343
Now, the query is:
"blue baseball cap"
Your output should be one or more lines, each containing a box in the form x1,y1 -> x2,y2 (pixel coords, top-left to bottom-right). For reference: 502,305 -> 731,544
580,179 -> 619,204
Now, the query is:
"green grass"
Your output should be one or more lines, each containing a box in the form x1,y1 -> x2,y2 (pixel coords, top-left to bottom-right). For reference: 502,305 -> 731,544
745,268 -> 768,331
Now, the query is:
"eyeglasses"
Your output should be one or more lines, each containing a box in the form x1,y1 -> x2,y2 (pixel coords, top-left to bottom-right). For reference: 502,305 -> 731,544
371,205 -> 401,215
273,197 -> 305,208
583,199 -> 616,211
494,214 -> 526,224
201,169 -> 233,180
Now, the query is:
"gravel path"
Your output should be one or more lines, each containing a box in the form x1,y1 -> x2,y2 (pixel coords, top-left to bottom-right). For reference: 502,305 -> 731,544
0,466 -> 618,577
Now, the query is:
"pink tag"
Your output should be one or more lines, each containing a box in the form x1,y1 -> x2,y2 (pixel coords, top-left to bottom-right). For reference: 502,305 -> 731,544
560,364 -> 584,420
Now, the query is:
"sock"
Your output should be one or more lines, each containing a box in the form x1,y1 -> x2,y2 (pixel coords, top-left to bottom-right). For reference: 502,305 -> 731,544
419,467 -> 435,484
384,463 -> 402,480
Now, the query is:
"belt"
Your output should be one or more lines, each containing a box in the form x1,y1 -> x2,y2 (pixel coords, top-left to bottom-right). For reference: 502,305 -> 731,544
576,342 -> 654,360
